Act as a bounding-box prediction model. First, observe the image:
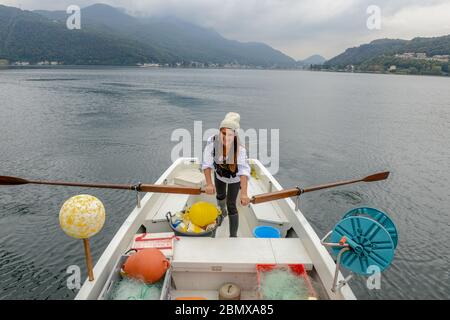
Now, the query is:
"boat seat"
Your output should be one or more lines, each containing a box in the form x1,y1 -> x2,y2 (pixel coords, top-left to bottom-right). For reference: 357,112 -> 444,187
172,237 -> 313,271
143,193 -> 190,230
174,169 -> 205,188
143,169 -> 204,230
247,178 -> 290,228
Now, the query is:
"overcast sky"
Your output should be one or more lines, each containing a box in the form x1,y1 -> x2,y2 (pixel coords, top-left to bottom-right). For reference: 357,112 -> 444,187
1,0 -> 450,59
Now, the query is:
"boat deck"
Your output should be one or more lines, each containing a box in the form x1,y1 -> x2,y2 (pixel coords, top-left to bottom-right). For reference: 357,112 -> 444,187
142,165 -> 292,238
171,237 -> 313,270
75,158 -> 357,300
132,164 -> 315,299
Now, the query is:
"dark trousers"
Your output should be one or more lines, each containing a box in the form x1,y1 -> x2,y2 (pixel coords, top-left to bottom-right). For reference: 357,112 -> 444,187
215,173 -> 240,237
215,173 -> 240,215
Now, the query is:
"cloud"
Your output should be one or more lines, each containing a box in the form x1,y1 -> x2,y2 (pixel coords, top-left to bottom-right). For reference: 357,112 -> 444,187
382,1 -> 450,39
1,0 -> 449,59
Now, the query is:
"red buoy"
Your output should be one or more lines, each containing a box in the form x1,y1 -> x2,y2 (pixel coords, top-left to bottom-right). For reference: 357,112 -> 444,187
123,249 -> 170,284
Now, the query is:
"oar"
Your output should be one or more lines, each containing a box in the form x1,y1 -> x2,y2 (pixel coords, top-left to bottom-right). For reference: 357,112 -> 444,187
0,176 -> 203,195
0,171 -> 390,203
251,171 -> 390,204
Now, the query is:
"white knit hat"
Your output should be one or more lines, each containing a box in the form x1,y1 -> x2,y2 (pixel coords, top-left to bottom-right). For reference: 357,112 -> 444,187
220,112 -> 241,131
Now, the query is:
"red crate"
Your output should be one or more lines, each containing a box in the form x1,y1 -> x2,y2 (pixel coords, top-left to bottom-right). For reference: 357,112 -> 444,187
256,264 -> 318,300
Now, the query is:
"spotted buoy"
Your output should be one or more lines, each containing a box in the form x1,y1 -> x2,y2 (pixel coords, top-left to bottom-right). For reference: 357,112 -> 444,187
59,194 -> 106,281
59,194 -> 105,239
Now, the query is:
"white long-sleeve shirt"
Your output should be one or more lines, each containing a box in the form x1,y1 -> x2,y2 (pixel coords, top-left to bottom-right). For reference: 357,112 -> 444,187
202,135 -> 251,184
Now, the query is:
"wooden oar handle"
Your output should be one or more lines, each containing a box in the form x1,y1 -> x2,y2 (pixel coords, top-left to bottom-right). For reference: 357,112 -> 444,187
251,188 -> 301,204
139,184 -> 203,195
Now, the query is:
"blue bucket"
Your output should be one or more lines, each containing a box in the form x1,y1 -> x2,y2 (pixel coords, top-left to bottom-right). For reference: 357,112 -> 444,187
253,226 -> 281,238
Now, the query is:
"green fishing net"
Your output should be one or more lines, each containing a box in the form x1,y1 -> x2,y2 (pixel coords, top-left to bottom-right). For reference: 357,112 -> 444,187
260,269 -> 310,300
109,277 -> 163,300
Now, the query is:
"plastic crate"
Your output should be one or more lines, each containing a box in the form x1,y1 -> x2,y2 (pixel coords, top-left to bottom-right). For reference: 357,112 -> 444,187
131,232 -> 178,258
256,264 -> 318,300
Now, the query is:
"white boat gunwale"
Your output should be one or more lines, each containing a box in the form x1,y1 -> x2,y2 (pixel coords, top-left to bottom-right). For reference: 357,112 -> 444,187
75,157 -> 356,300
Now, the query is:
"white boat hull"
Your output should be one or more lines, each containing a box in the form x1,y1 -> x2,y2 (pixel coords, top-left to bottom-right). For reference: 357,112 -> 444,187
75,158 -> 356,300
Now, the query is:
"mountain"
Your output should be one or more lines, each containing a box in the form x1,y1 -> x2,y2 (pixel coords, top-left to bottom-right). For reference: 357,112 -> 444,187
0,4 -> 296,67
298,54 -> 326,66
0,5 -> 162,65
327,36 -> 450,67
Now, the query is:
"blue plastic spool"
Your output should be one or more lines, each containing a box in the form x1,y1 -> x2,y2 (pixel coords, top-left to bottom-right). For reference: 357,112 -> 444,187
330,216 -> 395,276
253,226 -> 281,238
343,207 -> 398,249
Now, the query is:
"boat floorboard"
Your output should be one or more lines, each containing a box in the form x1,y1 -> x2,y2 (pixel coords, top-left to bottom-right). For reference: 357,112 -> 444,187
215,214 -> 252,238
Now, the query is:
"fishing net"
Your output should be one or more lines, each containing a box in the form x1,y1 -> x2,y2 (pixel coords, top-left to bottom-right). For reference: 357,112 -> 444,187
109,277 -> 163,300
259,269 -> 311,300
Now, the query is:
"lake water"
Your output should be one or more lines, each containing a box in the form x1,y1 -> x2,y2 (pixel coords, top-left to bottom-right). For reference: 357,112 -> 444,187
0,67 -> 448,299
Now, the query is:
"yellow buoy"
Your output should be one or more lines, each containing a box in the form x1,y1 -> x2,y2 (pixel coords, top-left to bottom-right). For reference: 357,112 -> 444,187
186,202 -> 219,227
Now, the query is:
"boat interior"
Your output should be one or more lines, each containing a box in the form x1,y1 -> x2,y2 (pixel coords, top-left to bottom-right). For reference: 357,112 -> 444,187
89,159 -> 345,300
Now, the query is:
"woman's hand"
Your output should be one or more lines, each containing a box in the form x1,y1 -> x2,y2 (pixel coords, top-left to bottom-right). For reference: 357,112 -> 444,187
205,184 -> 216,195
240,193 -> 251,206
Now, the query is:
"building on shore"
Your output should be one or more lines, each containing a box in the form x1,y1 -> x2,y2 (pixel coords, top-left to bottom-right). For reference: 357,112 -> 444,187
138,63 -> 161,68
416,53 -> 427,59
395,52 -> 449,62
0,59 -> 9,66
13,61 -> 30,66
431,55 -> 450,62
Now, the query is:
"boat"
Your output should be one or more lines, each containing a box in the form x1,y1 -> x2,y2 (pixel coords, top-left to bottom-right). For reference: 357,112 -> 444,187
75,157 -> 357,300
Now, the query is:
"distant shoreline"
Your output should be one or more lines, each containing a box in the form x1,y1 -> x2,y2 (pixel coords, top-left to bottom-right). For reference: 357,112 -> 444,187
309,68 -> 450,78
1,64 -> 449,78
0,64 -> 311,72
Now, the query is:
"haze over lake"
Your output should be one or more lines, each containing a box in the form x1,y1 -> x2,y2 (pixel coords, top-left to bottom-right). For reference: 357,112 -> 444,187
0,67 -> 448,299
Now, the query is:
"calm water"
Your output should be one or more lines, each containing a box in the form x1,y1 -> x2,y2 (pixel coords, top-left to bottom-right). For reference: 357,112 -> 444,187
0,67 -> 448,300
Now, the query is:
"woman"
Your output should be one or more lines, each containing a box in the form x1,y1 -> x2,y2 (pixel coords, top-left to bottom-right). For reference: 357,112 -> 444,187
202,112 -> 251,237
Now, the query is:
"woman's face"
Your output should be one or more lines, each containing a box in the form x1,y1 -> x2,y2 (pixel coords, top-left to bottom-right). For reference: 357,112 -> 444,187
220,128 -> 235,146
